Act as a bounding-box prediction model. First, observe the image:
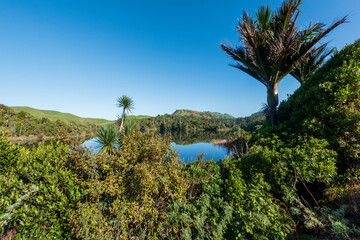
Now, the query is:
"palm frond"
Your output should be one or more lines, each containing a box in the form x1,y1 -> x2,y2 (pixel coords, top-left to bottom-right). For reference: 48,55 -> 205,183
291,45 -> 334,84
256,5 -> 273,31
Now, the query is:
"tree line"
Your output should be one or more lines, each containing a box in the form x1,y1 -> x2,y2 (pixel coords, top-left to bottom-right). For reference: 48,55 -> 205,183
0,104 -> 96,139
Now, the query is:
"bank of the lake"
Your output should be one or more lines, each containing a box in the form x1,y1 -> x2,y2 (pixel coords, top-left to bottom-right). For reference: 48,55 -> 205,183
8,134 -> 94,143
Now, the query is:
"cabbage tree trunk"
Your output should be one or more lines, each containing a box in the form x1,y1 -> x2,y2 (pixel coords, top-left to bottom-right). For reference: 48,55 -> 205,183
119,109 -> 125,133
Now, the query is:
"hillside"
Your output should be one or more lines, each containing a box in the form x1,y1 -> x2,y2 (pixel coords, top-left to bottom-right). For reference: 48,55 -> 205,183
172,109 -> 235,119
1,104 -> 97,138
11,106 -> 113,126
127,115 -> 152,120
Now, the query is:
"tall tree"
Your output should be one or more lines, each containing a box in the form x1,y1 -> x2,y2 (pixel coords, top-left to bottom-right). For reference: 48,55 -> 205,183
117,95 -> 135,132
221,0 -> 346,125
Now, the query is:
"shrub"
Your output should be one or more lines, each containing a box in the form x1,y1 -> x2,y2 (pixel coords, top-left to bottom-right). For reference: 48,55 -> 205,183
222,158 -> 294,240
278,39 -> 360,173
67,130 -> 188,239
0,139 -> 81,239
160,157 -> 233,239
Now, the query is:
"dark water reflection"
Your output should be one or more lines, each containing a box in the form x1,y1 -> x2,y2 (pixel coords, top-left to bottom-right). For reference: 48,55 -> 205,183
12,136 -> 93,149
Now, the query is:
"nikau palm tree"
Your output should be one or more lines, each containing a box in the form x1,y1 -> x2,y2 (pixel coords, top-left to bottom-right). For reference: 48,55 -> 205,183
117,95 -> 135,132
291,45 -> 334,84
221,0 -> 346,125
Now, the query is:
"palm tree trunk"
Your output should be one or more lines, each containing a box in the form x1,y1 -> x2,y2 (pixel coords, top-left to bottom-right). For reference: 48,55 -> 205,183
267,84 -> 279,126
119,109 -> 125,132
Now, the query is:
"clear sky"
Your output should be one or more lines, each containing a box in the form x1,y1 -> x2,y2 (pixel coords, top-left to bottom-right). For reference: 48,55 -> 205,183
0,0 -> 359,120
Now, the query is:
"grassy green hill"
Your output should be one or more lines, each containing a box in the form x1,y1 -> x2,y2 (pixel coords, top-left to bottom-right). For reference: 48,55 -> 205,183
11,106 -> 113,126
127,115 -> 152,120
172,109 -> 235,119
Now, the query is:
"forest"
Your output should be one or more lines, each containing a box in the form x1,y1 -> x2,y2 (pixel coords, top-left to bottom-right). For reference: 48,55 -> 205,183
0,104 -> 96,140
1,0 -> 360,239
134,110 -> 264,135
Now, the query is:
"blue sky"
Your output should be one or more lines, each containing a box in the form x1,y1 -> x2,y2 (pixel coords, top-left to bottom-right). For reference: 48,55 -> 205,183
0,0 -> 359,120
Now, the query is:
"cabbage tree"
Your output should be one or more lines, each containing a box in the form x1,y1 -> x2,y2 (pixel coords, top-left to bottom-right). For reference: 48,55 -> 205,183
117,95 -> 135,132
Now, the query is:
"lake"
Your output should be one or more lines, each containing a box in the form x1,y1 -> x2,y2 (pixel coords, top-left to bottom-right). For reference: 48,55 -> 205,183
82,138 -> 232,163
171,142 -> 232,163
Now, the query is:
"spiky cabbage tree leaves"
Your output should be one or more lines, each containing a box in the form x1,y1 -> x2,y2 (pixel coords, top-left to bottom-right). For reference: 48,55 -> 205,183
95,124 -> 119,154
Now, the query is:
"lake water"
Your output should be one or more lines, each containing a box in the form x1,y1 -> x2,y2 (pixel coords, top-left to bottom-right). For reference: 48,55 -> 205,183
82,138 -> 232,163
81,138 -> 101,152
171,142 -> 232,163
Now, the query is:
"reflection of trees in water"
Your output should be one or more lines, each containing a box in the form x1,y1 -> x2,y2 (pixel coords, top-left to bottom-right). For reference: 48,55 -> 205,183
213,130 -> 251,159
14,136 -> 92,149
160,131 -> 236,145
137,113 -> 265,143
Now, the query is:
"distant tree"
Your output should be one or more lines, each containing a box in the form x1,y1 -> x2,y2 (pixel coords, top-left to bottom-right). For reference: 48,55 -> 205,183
117,95 -> 135,132
221,0 -> 346,125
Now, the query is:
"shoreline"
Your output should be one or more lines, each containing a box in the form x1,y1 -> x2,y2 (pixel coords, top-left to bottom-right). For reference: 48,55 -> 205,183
7,134 -> 94,143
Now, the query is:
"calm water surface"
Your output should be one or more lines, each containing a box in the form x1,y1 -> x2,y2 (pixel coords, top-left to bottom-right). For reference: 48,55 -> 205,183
81,138 -> 101,152
171,142 -> 232,163
82,138 -> 232,163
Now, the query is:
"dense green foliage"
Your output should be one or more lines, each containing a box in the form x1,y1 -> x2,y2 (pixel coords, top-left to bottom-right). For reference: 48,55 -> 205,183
236,39 -> 360,239
0,138 -> 81,238
172,109 -> 235,119
0,132 -> 189,239
0,104 -> 96,139
136,111 -> 264,138
68,131 -> 187,239
278,39 -> 360,173
161,157 -> 233,239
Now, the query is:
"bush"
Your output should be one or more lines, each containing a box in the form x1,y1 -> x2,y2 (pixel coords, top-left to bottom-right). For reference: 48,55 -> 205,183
160,157 -> 233,239
278,39 -> 360,173
0,139 -> 81,239
222,158 -> 294,240
67,130 -> 188,239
